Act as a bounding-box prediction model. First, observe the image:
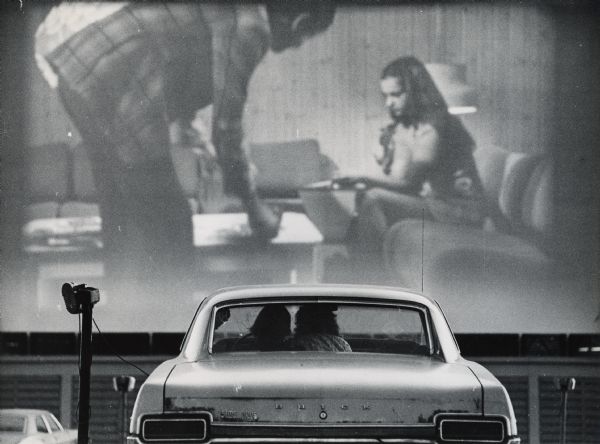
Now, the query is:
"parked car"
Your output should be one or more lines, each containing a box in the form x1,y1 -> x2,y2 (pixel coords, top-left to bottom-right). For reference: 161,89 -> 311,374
128,284 -> 520,444
0,409 -> 76,444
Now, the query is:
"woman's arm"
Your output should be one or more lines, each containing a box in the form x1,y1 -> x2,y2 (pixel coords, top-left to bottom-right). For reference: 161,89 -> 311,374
332,172 -> 410,192
335,123 -> 441,192
409,122 -> 440,166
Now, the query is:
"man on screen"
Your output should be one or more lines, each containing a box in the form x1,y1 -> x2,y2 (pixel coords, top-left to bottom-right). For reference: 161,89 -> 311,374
35,1 -> 335,295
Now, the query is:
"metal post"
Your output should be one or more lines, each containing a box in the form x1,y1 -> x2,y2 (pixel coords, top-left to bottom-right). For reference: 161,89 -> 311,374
559,388 -> 568,444
113,375 -> 136,444
61,283 -> 100,444
78,300 -> 94,444
122,391 -> 128,444
557,377 -> 576,444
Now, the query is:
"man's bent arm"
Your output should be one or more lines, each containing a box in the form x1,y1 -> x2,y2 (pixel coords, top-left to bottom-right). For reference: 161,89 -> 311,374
210,5 -> 270,199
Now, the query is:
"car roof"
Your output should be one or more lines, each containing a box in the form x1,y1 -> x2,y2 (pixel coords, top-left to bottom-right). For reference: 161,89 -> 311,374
205,284 -> 437,308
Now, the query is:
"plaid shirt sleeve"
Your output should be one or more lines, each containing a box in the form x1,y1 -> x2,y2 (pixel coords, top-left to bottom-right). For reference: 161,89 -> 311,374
210,6 -> 270,198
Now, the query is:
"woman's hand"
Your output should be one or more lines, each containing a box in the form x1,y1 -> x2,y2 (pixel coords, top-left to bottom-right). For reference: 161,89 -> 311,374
332,176 -> 369,190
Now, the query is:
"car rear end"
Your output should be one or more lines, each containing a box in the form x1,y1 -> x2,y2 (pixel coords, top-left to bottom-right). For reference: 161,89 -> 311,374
128,353 -> 519,444
127,285 -> 520,444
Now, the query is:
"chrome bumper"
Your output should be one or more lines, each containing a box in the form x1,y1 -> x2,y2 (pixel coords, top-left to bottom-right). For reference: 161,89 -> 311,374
129,438 -> 436,444
130,434 -> 519,444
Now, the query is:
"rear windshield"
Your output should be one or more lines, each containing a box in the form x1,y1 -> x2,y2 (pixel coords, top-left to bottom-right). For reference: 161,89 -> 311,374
211,302 -> 431,355
0,414 -> 26,433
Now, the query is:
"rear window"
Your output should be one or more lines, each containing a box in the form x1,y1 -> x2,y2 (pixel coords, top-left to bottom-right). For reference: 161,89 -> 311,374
0,414 -> 26,433
211,302 -> 431,355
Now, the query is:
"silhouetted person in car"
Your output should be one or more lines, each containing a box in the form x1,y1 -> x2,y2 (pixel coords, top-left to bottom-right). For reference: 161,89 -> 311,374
287,304 -> 352,352
247,305 -> 292,351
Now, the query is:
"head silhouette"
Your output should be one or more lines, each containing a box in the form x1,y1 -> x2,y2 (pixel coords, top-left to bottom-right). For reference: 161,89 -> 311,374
266,1 -> 336,52
250,305 -> 291,350
295,304 -> 340,336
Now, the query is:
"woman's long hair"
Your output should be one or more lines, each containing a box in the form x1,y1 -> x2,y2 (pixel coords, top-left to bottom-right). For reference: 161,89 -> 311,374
381,56 -> 447,127
381,56 -> 475,154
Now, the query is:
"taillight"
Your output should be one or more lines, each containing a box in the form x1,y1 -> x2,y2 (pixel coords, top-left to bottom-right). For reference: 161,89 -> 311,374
438,417 -> 506,443
141,415 -> 209,442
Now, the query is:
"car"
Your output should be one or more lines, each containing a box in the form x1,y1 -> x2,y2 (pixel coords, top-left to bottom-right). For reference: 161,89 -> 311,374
0,409 -> 76,444
128,284 -> 520,444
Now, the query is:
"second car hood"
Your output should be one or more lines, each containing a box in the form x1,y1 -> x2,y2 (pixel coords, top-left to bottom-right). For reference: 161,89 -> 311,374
164,353 -> 482,424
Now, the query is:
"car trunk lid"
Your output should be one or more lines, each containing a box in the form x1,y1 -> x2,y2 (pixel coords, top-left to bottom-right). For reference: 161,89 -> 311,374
164,353 -> 482,424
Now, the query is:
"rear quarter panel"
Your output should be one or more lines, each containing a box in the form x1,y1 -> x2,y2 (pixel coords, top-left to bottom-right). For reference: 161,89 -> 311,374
129,358 -> 183,434
464,359 -> 518,435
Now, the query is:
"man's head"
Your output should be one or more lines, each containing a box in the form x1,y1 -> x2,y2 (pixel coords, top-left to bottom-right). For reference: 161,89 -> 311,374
266,1 -> 335,52
380,56 -> 446,123
295,304 -> 340,336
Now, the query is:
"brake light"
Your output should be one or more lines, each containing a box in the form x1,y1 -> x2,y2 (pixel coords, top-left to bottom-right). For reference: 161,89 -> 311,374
141,416 -> 208,442
439,418 -> 505,443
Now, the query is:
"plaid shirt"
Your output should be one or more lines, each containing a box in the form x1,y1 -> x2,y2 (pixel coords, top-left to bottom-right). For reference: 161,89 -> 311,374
35,2 -> 271,196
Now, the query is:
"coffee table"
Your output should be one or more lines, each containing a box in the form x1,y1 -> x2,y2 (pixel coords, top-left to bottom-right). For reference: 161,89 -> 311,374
192,212 -> 323,284
23,212 -> 325,314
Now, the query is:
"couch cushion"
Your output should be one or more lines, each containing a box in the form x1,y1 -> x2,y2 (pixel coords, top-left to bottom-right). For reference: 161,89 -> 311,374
498,151 -> 540,230
22,215 -> 102,252
23,202 -> 60,222
59,201 -> 100,218
473,144 -> 509,208
521,158 -> 554,240
249,139 -> 328,198
474,145 -> 545,234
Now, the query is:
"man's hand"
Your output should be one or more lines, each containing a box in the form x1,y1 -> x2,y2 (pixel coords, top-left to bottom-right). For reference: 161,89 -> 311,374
244,195 -> 282,240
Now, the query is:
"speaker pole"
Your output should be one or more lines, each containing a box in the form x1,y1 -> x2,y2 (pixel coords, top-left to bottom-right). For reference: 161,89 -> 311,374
78,295 -> 94,444
62,283 -> 100,444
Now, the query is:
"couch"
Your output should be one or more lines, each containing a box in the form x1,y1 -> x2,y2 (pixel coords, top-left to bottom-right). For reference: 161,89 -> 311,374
382,144 -> 566,330
22,139 -> 334,251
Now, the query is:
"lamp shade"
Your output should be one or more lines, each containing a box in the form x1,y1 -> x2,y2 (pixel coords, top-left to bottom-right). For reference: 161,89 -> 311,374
425,63 -> 478,115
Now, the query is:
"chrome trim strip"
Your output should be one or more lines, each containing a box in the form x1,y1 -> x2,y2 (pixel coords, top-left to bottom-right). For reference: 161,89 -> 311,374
209,439 -> 380,443
433,412 -> 510,421
142,417 -> 207,442
212,423 -> 432,428
439,418 -> 505,443
130,437 -> 438,444
381,440 -> 436,444
423,306 -> 434,355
